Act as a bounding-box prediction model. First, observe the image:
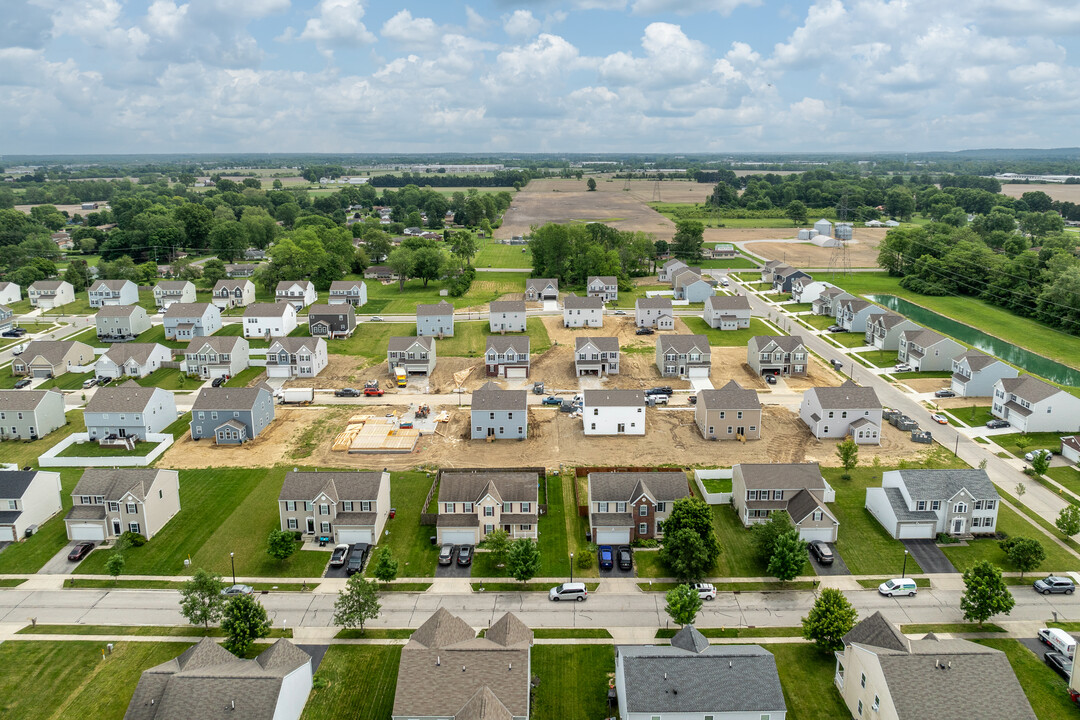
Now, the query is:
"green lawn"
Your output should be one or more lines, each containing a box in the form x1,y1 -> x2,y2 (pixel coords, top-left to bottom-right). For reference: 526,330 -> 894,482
132,325 -> 190,350
976,639 -> 1078,719
891,370 -> 953,379
851,349 -> 898,368
532,645 -> 614,720
993,431 -> 1067,458
0,640 -> 189,720
56,439 -> 163,457
825,331 -> 869,348
37,370 -> 97,391
901,622 -> 1004,634
537,475 -> 571,577
302,645 -> 402,720
941,504 -> 1078,574
0,468 -> 83,573
1045,466 -> 1080,497
37,296 -> 95,315
63,579 -> 313,592
783,303 -> 815,313
639,580 -> 817,592
133,367 -> 197,391
0,410 -> 84,468
213,323 -> 270,348
606,283 -> 690,309
474,239 -> 532,268
560,474 -> 599,579
331,322 -> 415,361
422,317 -> 552,358
799,313 -> 836,330
682,316 -> 784,347
534,628 -> 612,639
224,366 -> 267,387
701,477 -> 732,493
334,628 -> 414,639
953,405 -> 995,428
364,271 -> 527,314
364,471 -> 439,579
770,644 -> 851,720
698,257 -> 760,269
75,467 -> 330,578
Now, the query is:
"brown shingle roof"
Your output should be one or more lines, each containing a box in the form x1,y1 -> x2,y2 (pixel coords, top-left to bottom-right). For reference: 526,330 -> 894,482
278,470 -> 386,502
583,389 -> 643,407
735,463 -> 825,491
999,375 -> 1062,403
698,380 -> 760,410
588,471 -> 690,503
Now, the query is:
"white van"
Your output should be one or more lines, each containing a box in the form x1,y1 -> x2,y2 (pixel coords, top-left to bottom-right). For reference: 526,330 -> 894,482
1038,628 -> 1077,658
549,582 -> 588,602
878,578 -> 918,597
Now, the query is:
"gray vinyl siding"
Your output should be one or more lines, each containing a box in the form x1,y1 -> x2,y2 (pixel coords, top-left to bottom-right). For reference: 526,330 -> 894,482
471,409 -> 528,439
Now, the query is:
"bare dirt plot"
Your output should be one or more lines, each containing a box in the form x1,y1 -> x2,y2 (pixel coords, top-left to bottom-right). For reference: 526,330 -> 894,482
160,406 -> 329,469
541,314 -> 693,350
743,233 -> 886,268
935,396 -> 991,410
1000,183 -> 1080,203
707,347 -> 841,392
900,377 -> 953,394
428,357 -> 489,393
284,355 -> 377,389
703,228 -> 800,244
16,203 -> 103,216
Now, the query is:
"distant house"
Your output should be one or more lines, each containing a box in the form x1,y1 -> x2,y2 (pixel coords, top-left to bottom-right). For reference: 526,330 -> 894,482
583,389 -> 644,436
243,248 -> 266,261
162,302 -> 222,341
772,266 -> 811,294
416,300 -> 454,337
703,294 -> 751,330
489,300 -> 527,333
328,280 -> 367,306
211,279 -> 256,309
363,265 -> 393,280
837,298 -> 886,333
225,263 -> 257,278
866,468 -> 1000,539
243,303 -> 298,339
865,313 -> 921,351
27,280 -> 75,309
275,280 -> 317,310
658,259 -> 688,283
732,463 -> 838,541
152,280 -> 195,309
485,336 -> 530,378
88,278 -> 138,307
84,382 -> 177,441
760,260 -> 790,284
897,329 -> 965,372
800,380 -> 882,445
95,304 -> 151,341
0,470 -> 62,542
0,282 -> 21,305
707,242 -> 737,259
190,384 -> 275,444
470,382 -> 528,440
656,334 -> 711,378
278,469 -> 391,544
747,335 -> 808,377
95,343 -> 172,380
695,380 -> 761,440
812,287 -> 853,316
790,277 -> 835,305
265,337 -> 328,379
563,293 -> 604,327
950,350 -> 1018,397
587,275 -> 618,301
183,336 -> 250,381
588,470 -> 690,544
525,278 -> 559,302
0,389 -> 66,440
64,468 -> 180,542
575,336 -> 619,376
635,296 -> 675,329
308,304 -> 356,339
672,267 -> 714,302
11,340 -> 94,378
388,336 -> 436,377
991,375 -> 1080,433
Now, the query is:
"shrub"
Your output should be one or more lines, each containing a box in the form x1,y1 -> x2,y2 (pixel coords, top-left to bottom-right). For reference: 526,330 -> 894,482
576,553 -> 593,570
120,531 -> 147,547
631,538 -> 658,548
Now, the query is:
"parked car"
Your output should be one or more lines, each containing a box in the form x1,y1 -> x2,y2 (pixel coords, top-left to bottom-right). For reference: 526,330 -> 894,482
1038,627 -> 1077,656
650,394 -> 669,405
13,378 -> 31,389
617,545 -> 632,571
691,582 -> 717,600
930,414 -> 948,425
438,543 -> 456,565
613,310 -> 626,315
830,359 -> 844,371
720,278 -> 730,287
81,377 -> 98,389
330,543 -> 350,567
456,545 -> 473,566
335,388 -> 360,397
1024,448 -> 1052,462
211,376 -> 227,387
222,584 -> 254,596
67,542 -> 94,561
687,395 -> 697,405
598,545 -> 614,570
878,578 -> 918,597
985,418 -> 1010,429
808,540 -> 834,565
827,325 -> 844,332
934,389 -> 956,398
893,363 -> 912,372
11,343 -> 24,355
645,386 -> 673,396
369,316 -> 384,322
363,387 -> 384,397
1034,575 -> 1076,595
765,374 -> 777,385
346,543 -> 370,575
542,395 -> 563,406
1045,651 -> 1072,680
97,376 -> 113,385
635,327 -> 654,335
549,582 -> 588,601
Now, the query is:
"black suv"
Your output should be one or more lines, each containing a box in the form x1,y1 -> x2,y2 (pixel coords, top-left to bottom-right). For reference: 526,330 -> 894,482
617,545 -> 633,571
211,376 -> 227,387
645,386 -> 673,396
635,327 -> 654,335
345,543 -> 371,575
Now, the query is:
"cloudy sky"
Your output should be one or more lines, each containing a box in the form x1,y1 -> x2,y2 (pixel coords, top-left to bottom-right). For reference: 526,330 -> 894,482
3,0 -> 1079,154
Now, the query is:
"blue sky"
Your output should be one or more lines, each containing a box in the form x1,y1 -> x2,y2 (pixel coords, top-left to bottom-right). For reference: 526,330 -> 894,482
3,0 -> 1080,154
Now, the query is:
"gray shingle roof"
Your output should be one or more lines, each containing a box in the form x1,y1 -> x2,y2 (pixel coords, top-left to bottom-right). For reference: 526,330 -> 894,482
162,302 -> 214,318
0,471 -> 40,499
155,281 -> 192,292
388,336 -> 433,352
84,383 -> 166,413
870,312 -> 915,330
843,612 -> 908,651
563,293 -> 603,309
471,382 -> 526,412
275,280 -> 313,292
30,280 -> 68,292
785,488 -> 833,524
489,300 -> 525,313
19,340 -> 90,367
575,336 -> 618,353
268,337 -> 322,355
901,328 -> 947,348
698,380 -> 760,411
588,471 -> 690,503
307,303 -> 354,318
438,471 -> 538,504
90,279 -> 134,291
637,296 -> 673,310
807,380 -> 880,410
417,300 -> 454,316
243,302 -> 292,318
583,389 -> 643,407
895,469 -> 999,501
0,389 -> 62,411
658,334 -> 710,356
735,463 -> 825,491
329,280 -> 365,292
749,335 -> 806,353
706,294 -> 751,311
278,470 -> 386,502
104,343 -> 168,366
589,275 -> 617,285
485,336 -> 529,355
525,278 -> 558,293
191,385 -> 271,412
670,625 -> 710,653
96,304 -> 142,318
212,279 -> 252,293
999,375 -> 1063,403
954,349 -> 997,371
184,336 -> 244,355
71,469 -> 162,502
883,487 -> 939,522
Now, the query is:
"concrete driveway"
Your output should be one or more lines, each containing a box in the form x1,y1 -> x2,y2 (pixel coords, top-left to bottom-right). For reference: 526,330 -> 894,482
903,539 -> 957,574
38,542 -> 82,575
809,542 -> 851,576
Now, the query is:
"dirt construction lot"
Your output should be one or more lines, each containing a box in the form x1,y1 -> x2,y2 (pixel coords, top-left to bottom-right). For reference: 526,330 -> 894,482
744,232 -> 886,269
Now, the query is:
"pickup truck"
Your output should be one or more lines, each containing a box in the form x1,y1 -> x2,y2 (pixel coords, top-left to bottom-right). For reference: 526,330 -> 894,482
542,396 -> 563,406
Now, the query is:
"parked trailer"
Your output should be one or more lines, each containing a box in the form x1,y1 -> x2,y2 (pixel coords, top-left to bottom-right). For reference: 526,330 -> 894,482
278,388 -> 314,405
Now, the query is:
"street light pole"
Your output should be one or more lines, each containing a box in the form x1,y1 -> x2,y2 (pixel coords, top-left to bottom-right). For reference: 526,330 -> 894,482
230,551 -> 236,586
570,552 -> 574,584
901,550 -> 909,579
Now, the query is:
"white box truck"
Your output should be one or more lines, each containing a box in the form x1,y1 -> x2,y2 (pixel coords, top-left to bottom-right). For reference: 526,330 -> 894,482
278,387 -> 314,405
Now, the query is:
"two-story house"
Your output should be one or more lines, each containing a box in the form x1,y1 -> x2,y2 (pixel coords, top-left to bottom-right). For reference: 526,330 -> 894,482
183,336 -> 250,380
416,300 -> 455,337
732,463 -> 839,541
27,280 -> 75,309
656,334 -> 711,378
95,343 -> 173,380
225,263 -> 257,278
266,337 -> 328,379
657,259 -> 688,283
152,280 -> 195,309
865,313 -> 921,351
242,301 -> 298,339
211,279 -> 256,309
635,297 -> 675,329
760,260 -> 789,284
471,382 -> 527,439
703,294 -> 751,330
575,336 -> 620,376
0,282 -> 21,305
772,266 -> 811,294
489,300 -> 527,333
64,468 -> 181,542
800,380 -> 882,445
747,335 -> 809,377
485,336 -> 530,378
162,302 -> 222,341
275,280 -> 317,310
525,278 -> 559,303
0,389 -> 66,440
562,294 -> 604,327
190,384 -> 275,444
991,375 -> 1080,432
84,382 -> 177,441
0,304 -> 12,334
0,470 -> 62,542
695,380 -> 761,440
588,470 -> 690,544
812,287 -> 853,316
866,468 -> 1000,539
388,336 -> 436,377
308,303 -> 356,339
95,304 -> 151,341
672,267 -> 716,302
790,277 -> 835,304
328,280 -> 368,306
582,389 -> 644,436
435,470 -> 539,545
12,340 -> 95,378
363,265 -> 393,281
837,298 -> 886,333
587,275 -> 618,302
278,469 -> 391,545
897,328 -> 965,372
88,278 -> 139,307
834,613 -> 1035,720
950,349 -> 1018,397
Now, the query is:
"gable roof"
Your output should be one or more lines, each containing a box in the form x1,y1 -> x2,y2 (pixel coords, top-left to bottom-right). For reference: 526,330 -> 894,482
471,382 -> 527,412
243,302 -> 292,318
563,293 -> 603,310
0,470 -> 42,499
184,335 -> 244,355
698,380 -> 760,410
0,388 -> 62,411
191,385 -> 272,412
954,349 -> 998,371
18,340 -> 89,366
870,312 -> 916,330
785,488 -> 834,524
998,375 -> 1063,403
902,328 -> 950,348
329,280 -> 365,292
485,336 -> 529,355
525,278 -> 558,292
29,280 -> 70,292
162,302 -> 215,319
278,470 -> 386,502
489,300 -> 526,313
588,275 -> 617,285
388,336 -> 434,352
575,336 -> 618,353
658,334 -> 710,356
706,294 -> 751,312
662,258 -> 688,270
749,335 -> 805,353
417,300 -> 454,316
268,337 -> 322,355
735,463 -> 825,491
843,611 -> 908,651
275,280 -> 313,292
894,469 -> 998,501
155,280 -> 192,292
72,468 -> 162,502
84,383 -> 165,414
807,380 -> 880,410
583,389 -> 644,407
636,296 -> 673,310
90,278 -> 133,291
438,471 -> 538,504
96,304 -> 143,318
103,343 -> 169,366
588,471 -> 690,503
308,303 -> 354,318
211,278 -> 253,293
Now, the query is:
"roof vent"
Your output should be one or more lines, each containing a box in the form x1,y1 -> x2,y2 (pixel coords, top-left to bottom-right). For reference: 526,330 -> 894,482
436,656 -> 440,666
663,673 -> 667,681
509,663 -> 512,671
729,660 -> 733,668
462,665 -> 467,672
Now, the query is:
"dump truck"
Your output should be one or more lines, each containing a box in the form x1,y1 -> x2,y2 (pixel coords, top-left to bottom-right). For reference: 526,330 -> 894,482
278,387 -> 314,405
394,368 -> 407,387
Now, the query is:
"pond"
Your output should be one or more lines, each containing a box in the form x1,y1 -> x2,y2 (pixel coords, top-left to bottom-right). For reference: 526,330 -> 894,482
866,294 -> 1080,387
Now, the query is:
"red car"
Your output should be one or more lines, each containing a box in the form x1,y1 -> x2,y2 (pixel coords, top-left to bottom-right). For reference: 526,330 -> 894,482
68,542 -> 95,561
364,387 -> 384,397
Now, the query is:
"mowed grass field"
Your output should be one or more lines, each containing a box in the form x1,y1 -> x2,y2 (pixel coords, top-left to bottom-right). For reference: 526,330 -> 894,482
682,316 -> 783,347
331,317 -> 550,361
362,272 -> 527,314
474,239 -> 532,268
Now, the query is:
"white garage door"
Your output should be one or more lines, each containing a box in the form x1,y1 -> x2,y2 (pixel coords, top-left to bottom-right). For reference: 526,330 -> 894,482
441,529 -> 477,545
799,526 -> 836,543
266,366 -> 291,378
69,523 -> 105,541
595,529 -> 630,544
688,367 -> 710,378
338,529 -> 373,545
898,523 -> 934,539
0,526 -> 15,542
504,367 -> 528,379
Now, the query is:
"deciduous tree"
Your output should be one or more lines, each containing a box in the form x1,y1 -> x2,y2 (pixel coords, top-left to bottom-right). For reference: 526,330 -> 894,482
1056,505 -> 1080,537
1000,537 -> 1045,579
266,529 -> 297,562
372,548 -> 399,585
664,583 -> 702,627
485,529 -> 510,567
507,538 -> 541,585
960,561 -> 1015,626
333,575 -> 381,635
671,220 -> 704,262
768,529 -> 805,583
802,588 -> 858,653
836,437 -> 859,479
179,568 -> 225,629
751,511 -> 793,564
222,594 -> 272,655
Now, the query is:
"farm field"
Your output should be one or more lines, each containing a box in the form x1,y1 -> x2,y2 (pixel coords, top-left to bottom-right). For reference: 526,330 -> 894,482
743,234 -> 885,268
1000,183 -> 1080,203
